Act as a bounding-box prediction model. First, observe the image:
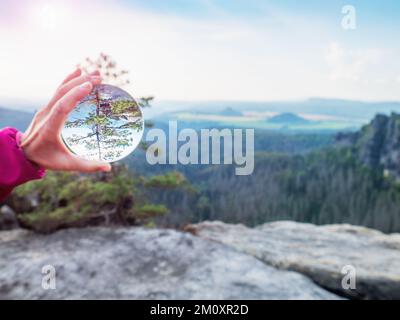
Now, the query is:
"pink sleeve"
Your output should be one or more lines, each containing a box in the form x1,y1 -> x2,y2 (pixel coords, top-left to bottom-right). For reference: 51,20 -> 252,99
0,127 -> 45,201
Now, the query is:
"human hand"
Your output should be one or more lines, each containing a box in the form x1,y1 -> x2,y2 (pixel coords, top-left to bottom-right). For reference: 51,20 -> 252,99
20,69 -> 111,172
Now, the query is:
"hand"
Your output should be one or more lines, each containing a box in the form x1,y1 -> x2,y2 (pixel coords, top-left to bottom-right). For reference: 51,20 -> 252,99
20,69 -> 111,172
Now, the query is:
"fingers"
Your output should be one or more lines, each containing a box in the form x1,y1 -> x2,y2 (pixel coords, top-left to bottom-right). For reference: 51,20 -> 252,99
89,70 -> 101,76
60,74 -> 102,97
68,155 -> 111,173
46,68 -> 102,113
21,82 -> 93,147
23,111 -> 43,141
60,68 -> 100,88
22,68 -> 102,149
28,69 -> 101,130
47,74 -> 102,112
50,81 -> 94,133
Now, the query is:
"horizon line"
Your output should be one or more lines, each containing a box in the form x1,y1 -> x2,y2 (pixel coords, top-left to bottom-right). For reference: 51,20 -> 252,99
2,96 -> 400,113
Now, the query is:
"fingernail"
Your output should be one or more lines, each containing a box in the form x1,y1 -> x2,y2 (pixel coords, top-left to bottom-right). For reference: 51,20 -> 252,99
101,165 -> 111,172
90,76 -> 102,82
79,82 -> 92,90
90,70 -> 100,75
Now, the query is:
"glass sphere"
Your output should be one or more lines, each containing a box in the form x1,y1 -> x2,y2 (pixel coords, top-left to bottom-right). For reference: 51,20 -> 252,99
61,84 -> 144,162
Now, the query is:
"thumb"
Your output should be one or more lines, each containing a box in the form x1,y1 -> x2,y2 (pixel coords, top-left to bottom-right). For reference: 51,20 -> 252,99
68,155 -> 112,173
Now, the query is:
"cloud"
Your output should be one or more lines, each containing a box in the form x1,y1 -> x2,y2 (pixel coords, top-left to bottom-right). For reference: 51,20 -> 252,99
325,42 -> 383,82
0,1 -> 307,105
0,1 -> 399,108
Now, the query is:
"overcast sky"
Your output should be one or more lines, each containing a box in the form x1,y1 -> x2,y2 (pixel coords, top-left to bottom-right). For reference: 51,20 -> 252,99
0,0 -> 399,110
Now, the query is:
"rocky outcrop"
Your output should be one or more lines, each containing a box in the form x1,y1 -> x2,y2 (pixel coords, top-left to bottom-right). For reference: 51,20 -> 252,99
336,112 -> 400,180
3,220 -> 397,300
0,206 -> 19,231
0,226 -> 338,300
187,221 -> 400,299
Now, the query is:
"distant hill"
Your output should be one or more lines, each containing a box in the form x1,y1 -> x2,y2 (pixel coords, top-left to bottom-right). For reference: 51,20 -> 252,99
0,107 -> 33,131
219,107 -> 243,117
151,98 -> 400,121
267,112 -> 309,124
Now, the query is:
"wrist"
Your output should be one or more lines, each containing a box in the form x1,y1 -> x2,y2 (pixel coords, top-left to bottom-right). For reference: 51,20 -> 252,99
17,131 -> 43,170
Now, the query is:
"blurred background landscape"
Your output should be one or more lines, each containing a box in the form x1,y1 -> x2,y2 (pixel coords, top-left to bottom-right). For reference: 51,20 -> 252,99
3,84 -> 400,233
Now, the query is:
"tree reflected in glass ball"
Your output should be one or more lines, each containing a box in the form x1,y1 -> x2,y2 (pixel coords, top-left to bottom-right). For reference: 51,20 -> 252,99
61,84 -> 144,162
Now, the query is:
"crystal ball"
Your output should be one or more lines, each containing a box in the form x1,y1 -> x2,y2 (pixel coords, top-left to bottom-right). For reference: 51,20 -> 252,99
61,84 -> 144,162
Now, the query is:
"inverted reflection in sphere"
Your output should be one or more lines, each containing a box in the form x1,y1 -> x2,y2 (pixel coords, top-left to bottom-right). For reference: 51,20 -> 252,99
62,84 -> 144,162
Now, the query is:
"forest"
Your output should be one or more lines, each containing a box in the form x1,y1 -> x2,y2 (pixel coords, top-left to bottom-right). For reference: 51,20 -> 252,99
127,114 -> 400,234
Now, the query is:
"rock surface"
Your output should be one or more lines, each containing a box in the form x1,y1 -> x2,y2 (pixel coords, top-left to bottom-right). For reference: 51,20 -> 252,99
187,221 -> 400,299
0,227 -> 338,300
0,206 -> 19,231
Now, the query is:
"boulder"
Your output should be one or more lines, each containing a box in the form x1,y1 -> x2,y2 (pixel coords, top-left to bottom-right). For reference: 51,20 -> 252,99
187,221 -> 400,299
0,226 -> 339,299
0,205 -> 19,231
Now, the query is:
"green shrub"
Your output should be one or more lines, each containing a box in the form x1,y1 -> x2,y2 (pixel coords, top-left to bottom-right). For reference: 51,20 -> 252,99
13,164 -> 187,233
